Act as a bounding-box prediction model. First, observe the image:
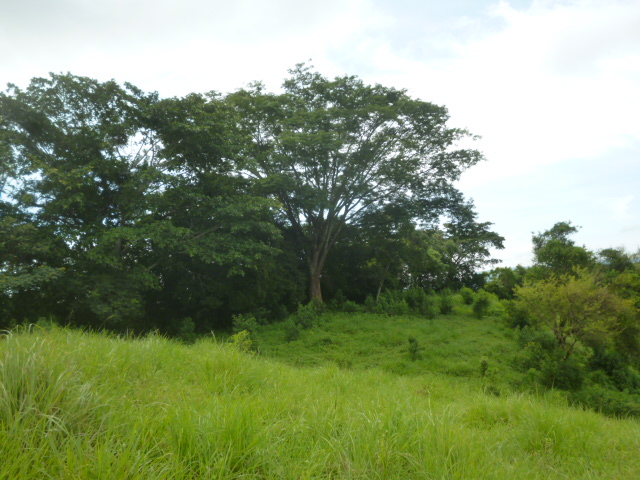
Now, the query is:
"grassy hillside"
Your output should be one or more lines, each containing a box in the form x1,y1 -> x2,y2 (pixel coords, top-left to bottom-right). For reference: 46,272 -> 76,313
255,309 -> 520,382
2,320 -> 640,479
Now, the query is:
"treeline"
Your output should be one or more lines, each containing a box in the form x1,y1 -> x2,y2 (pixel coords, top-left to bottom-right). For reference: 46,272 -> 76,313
484,222 -> 640,416
0,66 -> 503,333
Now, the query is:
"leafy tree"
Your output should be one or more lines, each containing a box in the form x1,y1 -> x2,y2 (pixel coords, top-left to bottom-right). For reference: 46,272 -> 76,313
436,200 -> 504,290
227,64 -> 484,302
514,269 -> 634,360
0,74 -> 281,330
530,221 -> 594,277
485,265 -> 527,299
598,248 -> 637,274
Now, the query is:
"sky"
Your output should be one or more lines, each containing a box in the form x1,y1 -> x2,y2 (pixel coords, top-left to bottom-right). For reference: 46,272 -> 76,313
2,0 -> 639,267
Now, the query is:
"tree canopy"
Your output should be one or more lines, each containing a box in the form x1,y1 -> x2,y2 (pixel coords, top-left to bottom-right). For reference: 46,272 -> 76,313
226,64 -> 491,301
1,69 -> 503,331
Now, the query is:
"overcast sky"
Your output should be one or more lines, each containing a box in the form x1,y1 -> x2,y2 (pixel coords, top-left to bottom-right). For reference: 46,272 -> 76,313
2,0 -> 639,266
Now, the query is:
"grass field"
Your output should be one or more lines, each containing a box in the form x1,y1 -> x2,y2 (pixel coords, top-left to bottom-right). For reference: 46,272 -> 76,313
2,313 -> 640,479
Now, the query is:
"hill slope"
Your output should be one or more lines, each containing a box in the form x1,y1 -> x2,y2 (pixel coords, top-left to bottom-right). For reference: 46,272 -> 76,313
2,324 -> 640,479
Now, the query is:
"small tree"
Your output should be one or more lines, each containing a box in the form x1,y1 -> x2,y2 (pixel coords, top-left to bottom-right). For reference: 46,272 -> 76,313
514,269 -> 633,359
531,222 -> 594,276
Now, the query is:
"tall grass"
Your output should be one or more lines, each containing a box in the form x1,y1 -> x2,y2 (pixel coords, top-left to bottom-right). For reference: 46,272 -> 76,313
2,325 -> 640,478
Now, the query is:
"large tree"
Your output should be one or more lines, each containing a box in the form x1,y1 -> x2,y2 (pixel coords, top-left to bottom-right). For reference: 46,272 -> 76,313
227,65 -> 485,301
0,75 -> 281,329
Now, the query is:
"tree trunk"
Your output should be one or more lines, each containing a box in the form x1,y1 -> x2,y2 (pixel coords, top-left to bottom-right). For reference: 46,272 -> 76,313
309,268 -> 323,303
308,246 -> 328,303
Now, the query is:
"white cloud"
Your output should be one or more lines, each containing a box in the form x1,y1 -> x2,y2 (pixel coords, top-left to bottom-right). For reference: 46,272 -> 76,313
609,195 -> 635,221
329,1 -> 640,191
2,0 -> 639,266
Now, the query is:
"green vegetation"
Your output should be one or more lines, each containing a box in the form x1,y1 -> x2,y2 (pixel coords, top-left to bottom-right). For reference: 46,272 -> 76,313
1,68 -> 502,332
3,323 -> 640,479
2,66 -> 640,478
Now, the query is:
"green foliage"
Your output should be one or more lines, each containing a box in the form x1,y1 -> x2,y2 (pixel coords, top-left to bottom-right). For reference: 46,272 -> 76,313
5,319 -> 640,478
282,318 -> 301,342
479,356 -> 490,377
485,265 -> 527,299
227,64 -> 485,302
1,69 -> 505,330
459,287 -> 475,305
569,384 -> 640,418
439,293 -> 455,315
341,300 -> 363,313
0,73 -> 284,331
407,336 -> 421,361
405,288 -> 439,318
504,299 -> 532,328
513,327 -> 586,391
176,318 -> 197,344
232,313 -> 259,335
514,269 -> 634,359
598,247 -> 636,273
228,329 -> 254,353
293,303 -> 317,330
377,290 -> 410,316
531,221 -> 594,276
472,290 -> 492,318
364,294 -> 378,313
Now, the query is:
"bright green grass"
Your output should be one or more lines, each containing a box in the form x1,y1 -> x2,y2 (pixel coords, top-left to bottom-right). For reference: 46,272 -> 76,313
256,310 -> 521,385
2,324 -> 640,479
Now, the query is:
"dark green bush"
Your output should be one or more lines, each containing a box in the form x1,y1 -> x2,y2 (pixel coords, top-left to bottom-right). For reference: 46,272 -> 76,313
176,317 -> 197,344
408,337 -> 421,361
379,291 -> 411,316
439,294 -> 454,315
479,356 -> 490,377
232,313 -> 259,335
404,288 -> 438,318
472,290 -> 492,318
293,302 -> 319,329
459,287 -> 475,305
539,356 -> 585,390
569,385 -> 640,418
364,295 -> 379,313
283,318 -> 301,342
341,300 -> 362,313
504,300 -> 531,328
405,288 -> 427,311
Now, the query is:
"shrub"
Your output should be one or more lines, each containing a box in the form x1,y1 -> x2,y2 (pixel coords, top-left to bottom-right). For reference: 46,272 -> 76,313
176,317 -> 197,344
364,294 -> 379,313
472,290 -> 492,318
405,288 -> 427,311
479,356 -> 490,377
378,290 -> 411,316
229,329 -> 254,353
504,300 -> 531,328
341,300 -> 362,313
293,302 -> 320,329
539,355 -> 585,390
422,296 -> 439,319
329,290 -> 347,310
404,288 -> 438,318
232,313 -> 259,335
439,294 -> 455,315
408,337 -> 421,361
460,287 -> 475,305
283,318 -> 301,342
569,384 -> 640,418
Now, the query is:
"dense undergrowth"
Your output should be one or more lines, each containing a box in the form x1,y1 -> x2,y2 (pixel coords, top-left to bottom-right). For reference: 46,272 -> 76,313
2,317 -> 640,479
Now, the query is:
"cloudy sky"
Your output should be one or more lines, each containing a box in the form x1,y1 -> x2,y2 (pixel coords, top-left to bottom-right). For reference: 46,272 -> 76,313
2,0 -> 639,266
